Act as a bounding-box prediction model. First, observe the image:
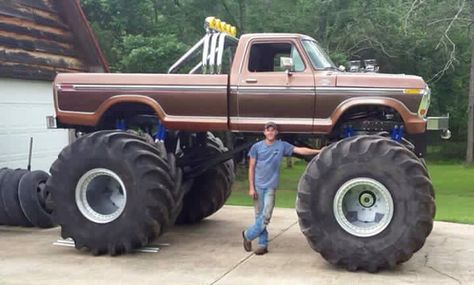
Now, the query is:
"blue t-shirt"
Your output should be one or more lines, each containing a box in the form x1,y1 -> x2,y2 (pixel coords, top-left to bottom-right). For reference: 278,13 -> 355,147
248,140 -> 294,190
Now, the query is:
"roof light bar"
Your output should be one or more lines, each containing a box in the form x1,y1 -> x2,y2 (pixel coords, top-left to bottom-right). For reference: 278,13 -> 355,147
205,16 -> 237,37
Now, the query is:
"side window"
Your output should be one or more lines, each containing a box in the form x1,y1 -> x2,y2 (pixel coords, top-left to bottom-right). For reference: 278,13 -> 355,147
218,37 -> 237,74
248,42 -> 305,72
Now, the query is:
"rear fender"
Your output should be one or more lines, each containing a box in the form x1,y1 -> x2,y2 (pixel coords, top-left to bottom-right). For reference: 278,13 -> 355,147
57,95 -> 166,127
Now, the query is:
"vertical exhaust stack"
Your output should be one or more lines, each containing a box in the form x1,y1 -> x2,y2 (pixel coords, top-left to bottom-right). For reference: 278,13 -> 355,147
347,59 -> 379,73
363,59 -> 379,73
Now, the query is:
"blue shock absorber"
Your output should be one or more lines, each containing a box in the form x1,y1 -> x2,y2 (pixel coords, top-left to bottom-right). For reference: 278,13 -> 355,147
391,125 -> 404,142
115,119 -> 126,131
154,121 -> 167,142
343,125 -> 354,138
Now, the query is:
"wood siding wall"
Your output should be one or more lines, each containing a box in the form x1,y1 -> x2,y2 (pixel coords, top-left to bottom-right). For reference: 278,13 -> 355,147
0,0 -> 95,81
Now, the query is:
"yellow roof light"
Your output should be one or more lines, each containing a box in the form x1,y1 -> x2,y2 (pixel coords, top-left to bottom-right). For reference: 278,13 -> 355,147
220,21 -> 227,32
214,19 -> 221,31
404,88 -> 423,95
230,26 -> 237,37
205,16 -> 216,29
204,17 -> 237,36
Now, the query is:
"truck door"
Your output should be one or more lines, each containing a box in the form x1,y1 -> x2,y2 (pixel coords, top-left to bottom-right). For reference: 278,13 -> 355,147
230,39 -> 316,133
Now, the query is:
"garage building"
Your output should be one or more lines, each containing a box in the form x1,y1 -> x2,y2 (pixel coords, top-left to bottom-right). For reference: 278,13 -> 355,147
0,0 -> 108,171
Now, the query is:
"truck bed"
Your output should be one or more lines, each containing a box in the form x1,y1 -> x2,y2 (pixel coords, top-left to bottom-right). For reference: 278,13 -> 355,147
54,73 -> 229,131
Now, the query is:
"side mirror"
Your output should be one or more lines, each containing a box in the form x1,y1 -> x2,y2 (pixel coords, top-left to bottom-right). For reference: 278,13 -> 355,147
338,65 -> 346,72
280,57 -> 294,73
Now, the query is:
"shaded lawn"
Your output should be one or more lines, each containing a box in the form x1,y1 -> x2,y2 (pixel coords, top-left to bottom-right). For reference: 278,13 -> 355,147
226,160 -> 474,224
427,164 -> 474,224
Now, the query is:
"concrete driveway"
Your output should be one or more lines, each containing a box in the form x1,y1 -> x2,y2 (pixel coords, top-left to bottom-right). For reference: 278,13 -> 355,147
0,206 -> 472,285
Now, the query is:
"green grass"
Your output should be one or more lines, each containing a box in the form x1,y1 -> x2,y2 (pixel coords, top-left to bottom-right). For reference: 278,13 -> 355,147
226,160 -> 474,224
427,164 -> 474,224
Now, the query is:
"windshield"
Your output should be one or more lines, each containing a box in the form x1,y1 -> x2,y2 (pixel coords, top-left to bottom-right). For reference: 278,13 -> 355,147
302,39 -> 335,69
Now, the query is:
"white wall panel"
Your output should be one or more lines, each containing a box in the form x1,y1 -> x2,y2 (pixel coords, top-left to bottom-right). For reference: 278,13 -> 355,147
0,78 -> 68,172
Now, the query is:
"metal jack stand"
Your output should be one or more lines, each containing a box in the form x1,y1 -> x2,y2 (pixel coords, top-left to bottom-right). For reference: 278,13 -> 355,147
53,238 -> 171,254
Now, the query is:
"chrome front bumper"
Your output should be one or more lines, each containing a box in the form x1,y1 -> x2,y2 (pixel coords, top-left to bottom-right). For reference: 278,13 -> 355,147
426,114 -> 450,139
46,115 -> 57,129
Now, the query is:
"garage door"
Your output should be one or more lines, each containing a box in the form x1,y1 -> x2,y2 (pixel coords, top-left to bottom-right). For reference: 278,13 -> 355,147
0,78 -> 69,172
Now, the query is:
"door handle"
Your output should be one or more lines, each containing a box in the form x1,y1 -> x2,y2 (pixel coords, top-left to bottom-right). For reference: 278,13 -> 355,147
245,78 -> 258,83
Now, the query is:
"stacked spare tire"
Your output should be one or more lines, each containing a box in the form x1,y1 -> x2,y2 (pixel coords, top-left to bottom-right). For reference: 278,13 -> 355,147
0,168 -> 56,228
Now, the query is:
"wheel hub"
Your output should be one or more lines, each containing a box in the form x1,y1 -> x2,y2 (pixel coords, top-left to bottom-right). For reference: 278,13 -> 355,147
333,177 -> 394,237
359,191 -> 376,208
75,168 -> 127,224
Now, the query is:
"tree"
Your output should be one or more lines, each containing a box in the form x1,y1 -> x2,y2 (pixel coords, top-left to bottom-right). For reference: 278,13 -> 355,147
467,0 -> 474,165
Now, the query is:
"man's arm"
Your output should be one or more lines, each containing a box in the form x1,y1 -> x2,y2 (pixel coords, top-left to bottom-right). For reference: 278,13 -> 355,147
248,157 -> 257,199
292,146 -> 321,156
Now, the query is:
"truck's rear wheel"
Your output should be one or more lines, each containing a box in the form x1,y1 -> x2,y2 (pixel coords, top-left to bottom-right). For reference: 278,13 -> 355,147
296,135 -> 435,272
46,130 -> 177,255
175,133 -> 234,224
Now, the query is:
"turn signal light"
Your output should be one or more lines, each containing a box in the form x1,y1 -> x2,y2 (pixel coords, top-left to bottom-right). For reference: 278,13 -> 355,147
404,89 -> 424,95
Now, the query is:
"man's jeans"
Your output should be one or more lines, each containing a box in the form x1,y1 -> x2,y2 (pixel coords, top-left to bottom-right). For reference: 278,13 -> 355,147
244,187 -> 276,248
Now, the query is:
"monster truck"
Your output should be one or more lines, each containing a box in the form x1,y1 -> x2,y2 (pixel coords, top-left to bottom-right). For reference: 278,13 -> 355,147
45,17 -> 449,271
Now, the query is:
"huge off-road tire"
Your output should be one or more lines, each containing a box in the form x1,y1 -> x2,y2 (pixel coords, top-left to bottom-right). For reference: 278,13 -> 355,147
2,169 -> 32,227
18,170 -> 56,228
0,168 -> 11,225
175,133 -> 234,224
296,135 -> 435,272
46,130 -> 178,255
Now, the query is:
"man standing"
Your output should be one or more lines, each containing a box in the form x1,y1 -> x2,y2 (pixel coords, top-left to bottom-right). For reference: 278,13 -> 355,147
242,122 -> 321,255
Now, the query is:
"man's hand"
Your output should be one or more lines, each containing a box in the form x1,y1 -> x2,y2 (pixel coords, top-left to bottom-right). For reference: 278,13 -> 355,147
249,187 -> 258,200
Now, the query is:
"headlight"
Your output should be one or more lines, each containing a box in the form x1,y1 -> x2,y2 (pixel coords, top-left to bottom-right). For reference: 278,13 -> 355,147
417,86 -> 431,118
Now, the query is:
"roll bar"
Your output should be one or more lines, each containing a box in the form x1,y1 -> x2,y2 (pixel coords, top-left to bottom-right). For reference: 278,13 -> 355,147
168,31 -> 238,74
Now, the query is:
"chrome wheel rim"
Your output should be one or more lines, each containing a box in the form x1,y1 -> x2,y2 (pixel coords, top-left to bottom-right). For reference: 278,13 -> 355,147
75,168 -> 127,224
333,177 -> 394,237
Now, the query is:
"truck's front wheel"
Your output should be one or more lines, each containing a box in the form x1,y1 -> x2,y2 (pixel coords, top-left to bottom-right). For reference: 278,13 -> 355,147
46,130 -> 178,255
296,135 -> 435,272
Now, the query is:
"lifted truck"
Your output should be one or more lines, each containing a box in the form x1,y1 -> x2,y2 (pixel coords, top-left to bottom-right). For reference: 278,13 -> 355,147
46,17 -> 449,272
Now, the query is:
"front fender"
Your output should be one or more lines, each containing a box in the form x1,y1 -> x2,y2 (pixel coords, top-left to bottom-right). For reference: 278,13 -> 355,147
329,97 -> 426,134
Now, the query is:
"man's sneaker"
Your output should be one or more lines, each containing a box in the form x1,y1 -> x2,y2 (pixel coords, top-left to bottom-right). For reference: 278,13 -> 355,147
254,247 -> 268,255
242,231 -> 252,252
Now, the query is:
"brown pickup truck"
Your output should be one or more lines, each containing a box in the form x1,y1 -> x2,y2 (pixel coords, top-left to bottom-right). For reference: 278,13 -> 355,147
54,33 -> 430,135
46,18 -> 449,272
